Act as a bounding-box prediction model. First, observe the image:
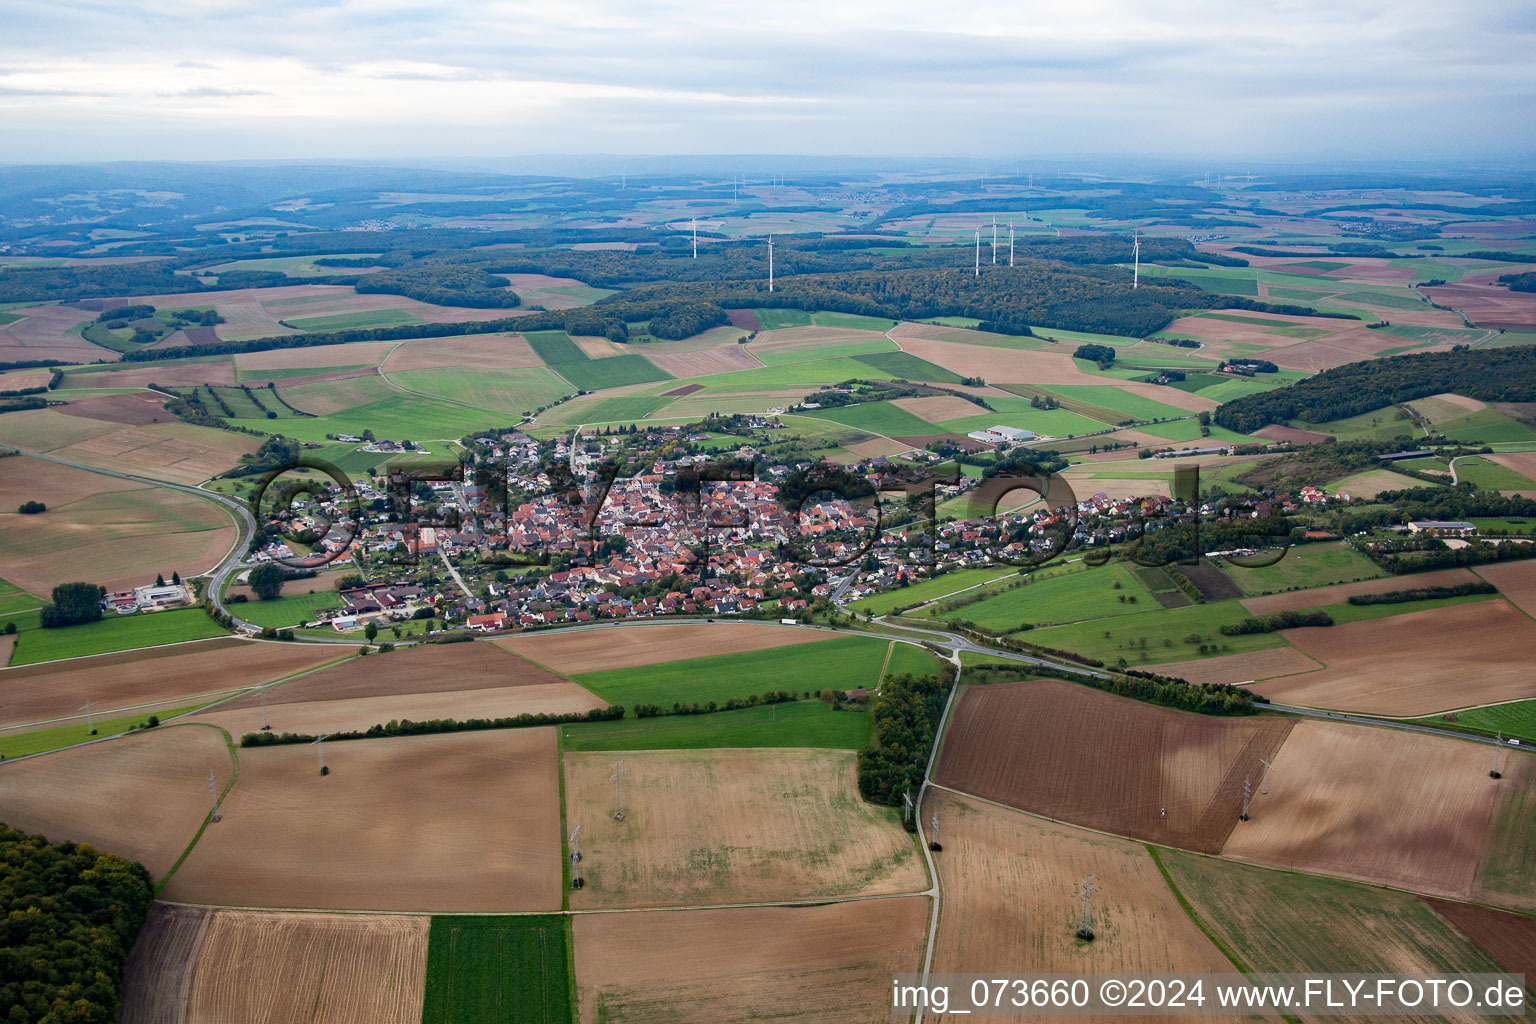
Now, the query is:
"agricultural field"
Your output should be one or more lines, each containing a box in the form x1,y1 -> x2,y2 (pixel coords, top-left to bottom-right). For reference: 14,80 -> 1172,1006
1022,598 -> 1290,666
1221,540 -> 1385,596
165,728 -> 563,912
562,747 -> 926,907
1415,701 -> 1536,745
933,679 -> 1294,852
567,634 -> 905,707
926,790 -> 1242,999
560,698 -> 871,750
387,365 -> 575,416
0,724 -> 234,879
495,621 -> 830,673
847,565 -> 1018,616
573,899 -> 926,1024
923,560 -> 1159,630
421,915 -> 569,1024
9,606 -> 230,666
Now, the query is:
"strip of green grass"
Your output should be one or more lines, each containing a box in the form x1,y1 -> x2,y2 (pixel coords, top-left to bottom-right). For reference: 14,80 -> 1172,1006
848,566 -> 1019,616
421,915 -> 571,1024
230,589 -> 345,629
852,351 -> 963,383
560,699 -> 871,750
572,634 -> 892,708
10,608 -> 227,666
523,329 -> 588,364
1412,702 -> 1536,745
289,309 -> 422,331
0,707 -> 198,759
555,354 -> 673,391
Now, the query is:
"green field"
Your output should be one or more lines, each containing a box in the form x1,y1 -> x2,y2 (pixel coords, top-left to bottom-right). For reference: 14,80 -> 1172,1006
695,358 -> 899,393
0,708 -> 199,759
390,366 -> 574,416
1221,541 -> 1385,596
10,607 -> 227,666
230,589 -> 344,628
1295,407 -> 1421,442
752,308 -> 813,330
572,634 -> 895,708
1471,773 -> 1536,907
938,404 -> 1113,439
289,309 -> 423,331
811,311 -> 899,332
1024,599 -> 1287,666
883,640 -> 945,679
1041,384 -> 1194,423
184,384 -> 303,419
421,915 -> 571,1024
749,337 -> 897,365
1155,848 -> 1503,974
925,561 -> 1158,630
802,401 -> 936,437
523,329 -> 588,365
239,377 -> 516,442
1439,411 -> 1536,445
852,351 -> 963,383
1414,701 -> 1536,744
560,699 -> 872,750
552,395 -> 674,424
555,354 -> 673,391
848,566 -> 1019,616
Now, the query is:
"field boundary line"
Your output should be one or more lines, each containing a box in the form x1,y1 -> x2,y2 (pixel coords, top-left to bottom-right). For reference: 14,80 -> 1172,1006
912,647 -> 962,1024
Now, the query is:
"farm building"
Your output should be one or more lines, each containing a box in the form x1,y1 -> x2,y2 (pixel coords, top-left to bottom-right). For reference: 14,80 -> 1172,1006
1407,520 -> 1477,536
966,425 -> 1036,445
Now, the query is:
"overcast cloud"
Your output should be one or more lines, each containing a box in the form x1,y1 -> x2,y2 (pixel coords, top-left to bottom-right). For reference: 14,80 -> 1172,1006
0,0 -> 1531,163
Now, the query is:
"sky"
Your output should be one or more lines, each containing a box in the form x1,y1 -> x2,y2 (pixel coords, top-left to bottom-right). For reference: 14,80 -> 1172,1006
1,0 -> 1533,164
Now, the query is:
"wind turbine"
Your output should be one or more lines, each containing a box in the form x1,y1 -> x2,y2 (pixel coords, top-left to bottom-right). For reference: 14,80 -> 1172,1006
691,217 -> 697,259
1133,231 -> 1141,290
974,229 -> 980,277
992,217 -> 998,264
767,235 -> 774,292
1009,221 -> 1015,266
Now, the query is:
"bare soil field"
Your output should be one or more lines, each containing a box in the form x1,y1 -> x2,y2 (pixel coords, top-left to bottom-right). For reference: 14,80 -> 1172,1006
1486,452 -> 1536,488
662,383 -> 704,396
893,394 -> 988,423
894,336 -> 1090,385
927,790 -> 1242,1024
1134,646 -> 1323,686
933,680 -> 1294,852
51,421 -> 260,484
56,392 -> 175,426
1240,568 -> 1477,615
254,285 -> 498,325
166,728 -> 562,912
890,321 -> 1021,346
1261,600 -> 1536,715
1254,424 -> 1334,444
573,898 -> 927,1024
195,681 -> 605,737
0,724 -> 234,878
1472,559 -> 1536,618
496,621 -> 827,674
0,369 -> 52,390
645,344 -> 762,378
1331,468 -> 1424,498
381,333 -> 540,372
186,910 -> 428,1023
1426,282 -> 1536,330
0,480 -> 237,596
845,437 -> 915,460
569,335 -> 632,359
68,359 -> 238,390
0,452 -> 151,508
564,748 -> 926,908
217,640 -> 571,708
1423,898 -> 1536,981
726,308 -> 761,330
0,304 -> 108,363
0,639 -> 342,730
120,903 -> 211,1024
1220,720 -> 1506,899
237,339 -> 397,372
0,406 -> 123,451
1060,474 -> 1171,500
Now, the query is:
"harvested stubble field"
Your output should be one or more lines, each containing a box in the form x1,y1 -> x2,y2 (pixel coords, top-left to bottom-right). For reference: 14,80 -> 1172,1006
0,724 -> 233,878
1220,720 -> 1509,901
563,748 -> 926,908
495,621 -> 827,674
0,304 -> 105,362
50,421 -> 260,485
1239,567 -> 1477,615
1133,646 -> 1322,686
895,335 -> 1092,385
57,392 -> 175,426
933,680 -> 1294,853
0,638 -> 342,730
643,344 -> 761,378
925,790 -> 1245,1024
196,682 -> 605,737
166,728 -> 562,912
745,325 -> 886,350
381,333 -> 540,372
1257,600 -> 1536,715
187,910 -> 428,1024
573,899 -> 927,1024
1254,424 -> 1334,444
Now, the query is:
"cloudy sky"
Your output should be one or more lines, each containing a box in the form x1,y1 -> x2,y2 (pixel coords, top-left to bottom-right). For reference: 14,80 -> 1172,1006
1,0 -> 1532,164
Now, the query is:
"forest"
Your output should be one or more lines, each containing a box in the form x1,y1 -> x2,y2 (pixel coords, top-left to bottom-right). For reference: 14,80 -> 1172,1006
1214,347 -> 1536,432
0,824 -> 154,1023
857,669 -> 952,808
353,262 -> 521,308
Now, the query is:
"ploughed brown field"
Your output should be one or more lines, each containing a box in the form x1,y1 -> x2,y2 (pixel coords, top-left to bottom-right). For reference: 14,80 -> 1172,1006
49,421 -> 261,485
57,393 -> 175,426
121,904 -> 428,1024
645,344 -> 761,378
0,724 -> 234,878
573,899 -> 927,1024
1239,568 -> 1476,616
1425,282 -> 1536,329
1134,646 -> 1322,687
925,790 -> 1249,1024
495,621 -> 828,674
746,325 -> 885,350
164,728 -> 562,912
0,638 -> 344,730
1253,424 -> 1334,445
1472,559 -> 1536,618
1258,600 -> 1536,715
381,333 -> 541,372
1422,898 -> 1536,981
1220,720 -> 1506,900
933,679 -> 1294,853
564,748 -> 926,908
